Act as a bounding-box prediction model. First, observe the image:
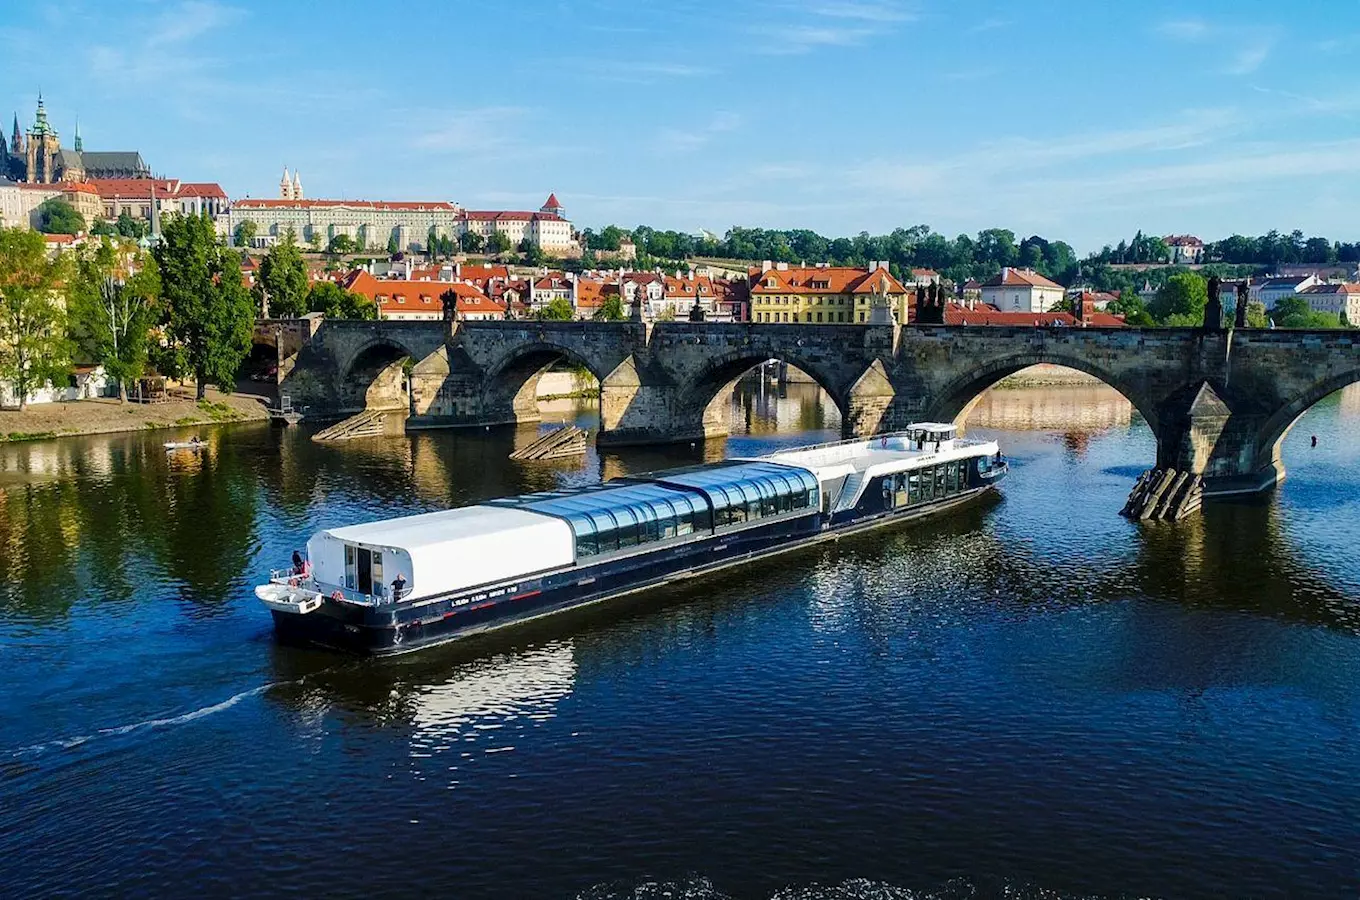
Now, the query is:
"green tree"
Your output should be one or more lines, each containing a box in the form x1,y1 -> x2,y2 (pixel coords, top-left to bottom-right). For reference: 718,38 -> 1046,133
1246,301 -> 1269,328
522,241 -> 545,266
233,220 -> 258,247
257,230 -> 308,318
386,233 -> 399,255
1270,296 -> 1342,329
1150,272 -> 1208,323
306,281 -> 376,320
540,297 -> 574,320
593,294 -> 626,321
327,234 -> 356,255
70,241 -> 161,402
36,198 -> 86,235
116,210 -> 146,239
0,228 -> 72,410
153,213 -> 254,400
460,231 -> 484,253
306,230 -> 322,252
90,218 -> 117,237
487,231 -> 512,255
1106,288 -> 1155,326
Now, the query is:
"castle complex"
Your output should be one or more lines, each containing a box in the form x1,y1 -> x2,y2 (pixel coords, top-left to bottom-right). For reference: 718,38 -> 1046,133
3,95 -> 150,185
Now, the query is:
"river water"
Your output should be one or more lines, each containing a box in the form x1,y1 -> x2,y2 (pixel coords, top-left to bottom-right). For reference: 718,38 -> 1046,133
2,379 -> 1359,899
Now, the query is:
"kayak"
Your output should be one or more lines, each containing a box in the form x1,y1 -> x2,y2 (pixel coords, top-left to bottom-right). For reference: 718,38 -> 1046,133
164,440 -> 206,451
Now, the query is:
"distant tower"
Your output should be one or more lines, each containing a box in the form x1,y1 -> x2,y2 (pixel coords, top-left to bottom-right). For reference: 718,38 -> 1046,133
292,170 -> 303,200
541,193 -> 565,217
73,118 -> 82,152
10,112 -> 23,159
25,94 -> 60,184
279,167 -> 293,200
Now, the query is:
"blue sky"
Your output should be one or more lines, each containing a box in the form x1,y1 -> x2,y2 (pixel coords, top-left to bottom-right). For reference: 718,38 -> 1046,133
2,0 -> 1358,252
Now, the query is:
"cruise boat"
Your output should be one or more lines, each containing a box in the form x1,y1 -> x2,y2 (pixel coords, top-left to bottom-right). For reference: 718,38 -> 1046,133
256,424 -> 1007,655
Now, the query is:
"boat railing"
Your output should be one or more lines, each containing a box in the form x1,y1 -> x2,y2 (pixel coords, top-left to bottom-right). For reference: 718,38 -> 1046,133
267,570 -> 385,607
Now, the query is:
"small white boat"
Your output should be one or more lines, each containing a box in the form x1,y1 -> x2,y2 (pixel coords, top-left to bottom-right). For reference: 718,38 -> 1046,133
255,580 -> 324,615
164,439 -> 206,451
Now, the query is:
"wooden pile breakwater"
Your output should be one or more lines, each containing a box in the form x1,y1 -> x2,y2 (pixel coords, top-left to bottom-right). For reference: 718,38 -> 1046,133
312,409 -> 389,442
510,425 -> 588,461
1121,469 -> 1204,522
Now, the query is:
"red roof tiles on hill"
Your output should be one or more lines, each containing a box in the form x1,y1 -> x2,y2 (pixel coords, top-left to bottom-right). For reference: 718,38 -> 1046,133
943,302 -> 1125,327
982,268 -> 1064,290
748,265 -> 908,296
234,199 -> 458,211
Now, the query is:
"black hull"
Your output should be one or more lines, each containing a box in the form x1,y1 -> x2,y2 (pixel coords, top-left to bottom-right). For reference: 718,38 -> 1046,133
269,480 -> 1003,657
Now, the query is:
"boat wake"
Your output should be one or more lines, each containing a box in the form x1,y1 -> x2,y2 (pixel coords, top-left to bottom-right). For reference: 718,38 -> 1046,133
5,682 -> 277,763
576,876 -> 1116,900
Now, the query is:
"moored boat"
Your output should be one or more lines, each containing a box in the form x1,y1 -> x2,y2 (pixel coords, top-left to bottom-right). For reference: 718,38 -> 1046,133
255,424 -> 1007,655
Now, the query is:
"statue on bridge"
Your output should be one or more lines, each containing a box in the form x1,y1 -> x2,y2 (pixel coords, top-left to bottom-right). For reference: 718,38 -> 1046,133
440,288 -> 459,323
1235,282 -> 1249,328
1204,275 -> 1223,332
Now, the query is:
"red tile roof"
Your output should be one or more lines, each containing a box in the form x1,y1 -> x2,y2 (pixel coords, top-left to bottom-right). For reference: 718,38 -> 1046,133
1163,234 -> 1204,247
234,198 -> 458,211
345,270 -> 502,316
544,193 -> 562,209
1302,282 -> 1360,295
982,268 -> 1064,290
748,265 -> 908,296
458,264 -> 510,282
943,302 -> 1125,327
462,210 -> 565,222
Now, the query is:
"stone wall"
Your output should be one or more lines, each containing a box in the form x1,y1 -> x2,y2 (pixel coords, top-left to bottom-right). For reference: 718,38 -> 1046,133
276,318 -> 1360,494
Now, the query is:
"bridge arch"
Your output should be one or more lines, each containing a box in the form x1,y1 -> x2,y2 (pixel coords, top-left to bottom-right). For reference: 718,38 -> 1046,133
481,340 -> 607,425
679,348 -> 851,440
1255,367 -> 1360,478
338,337 -> 419,413
925,353 -> 1161,435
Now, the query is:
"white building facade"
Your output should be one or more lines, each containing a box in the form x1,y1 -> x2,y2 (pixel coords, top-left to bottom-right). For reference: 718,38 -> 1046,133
1301,283 -> 1360,322
980,267 -> 1066,313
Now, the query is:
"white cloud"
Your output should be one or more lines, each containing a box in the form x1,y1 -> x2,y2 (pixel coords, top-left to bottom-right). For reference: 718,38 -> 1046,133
414,108 -> 527,153
655,111 -> 742,153
1226,41 -> 1274,75
806,1 -> 917,23
1157,18 -> 1210,41
969,16 -> 1011,33
1155,17 -> 1275,76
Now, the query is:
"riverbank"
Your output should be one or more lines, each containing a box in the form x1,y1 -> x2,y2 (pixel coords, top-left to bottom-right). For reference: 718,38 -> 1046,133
0,390 -> 269,442
994,363 -> 1102,388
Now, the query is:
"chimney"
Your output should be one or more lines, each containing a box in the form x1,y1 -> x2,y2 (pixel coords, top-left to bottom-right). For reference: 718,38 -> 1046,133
1000,266 -> 1010,283
761,260 -> 773,273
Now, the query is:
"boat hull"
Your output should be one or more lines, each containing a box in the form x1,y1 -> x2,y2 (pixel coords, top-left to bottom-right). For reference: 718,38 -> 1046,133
267,480 -> 1002,656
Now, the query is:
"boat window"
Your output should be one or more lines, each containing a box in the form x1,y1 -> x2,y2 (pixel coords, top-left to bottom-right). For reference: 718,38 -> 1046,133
660,515 -> 676,539
908,470 -> 922,503
344,544 -> 356,590
935,466 -> 947,496
371,551 -> 384,595
677,513 -> 694,536
921,467 -> 935,501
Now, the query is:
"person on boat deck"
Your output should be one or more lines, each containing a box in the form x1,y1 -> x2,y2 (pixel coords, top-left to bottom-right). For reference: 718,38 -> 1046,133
291,550 -> 307,577
391,573 -> 408,601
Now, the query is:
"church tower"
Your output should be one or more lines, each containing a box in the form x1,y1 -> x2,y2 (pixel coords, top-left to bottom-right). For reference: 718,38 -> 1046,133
25,94 -> 60,184
292,170 -> 303,200
280,166 -> 294,200
73,118 -> 83,152
10,113 -> 24,160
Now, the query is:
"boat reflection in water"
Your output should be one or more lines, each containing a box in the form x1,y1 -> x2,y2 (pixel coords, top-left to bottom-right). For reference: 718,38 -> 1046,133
406,641 -> 577,769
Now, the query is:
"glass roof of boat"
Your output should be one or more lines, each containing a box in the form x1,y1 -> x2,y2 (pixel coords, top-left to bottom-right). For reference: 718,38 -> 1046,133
484,480 -> 710,537
623,460 -> 820,512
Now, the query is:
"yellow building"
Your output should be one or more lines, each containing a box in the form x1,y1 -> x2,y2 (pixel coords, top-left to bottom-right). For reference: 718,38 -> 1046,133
748,261 -> 911,324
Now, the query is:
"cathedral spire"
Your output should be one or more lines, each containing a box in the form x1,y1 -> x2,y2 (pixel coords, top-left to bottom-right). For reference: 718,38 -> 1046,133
11,113 -> 22,157
73,117 -> 82,152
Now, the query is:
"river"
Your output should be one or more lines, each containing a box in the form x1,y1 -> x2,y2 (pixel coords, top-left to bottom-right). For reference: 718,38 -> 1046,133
2,379 -> 1359,899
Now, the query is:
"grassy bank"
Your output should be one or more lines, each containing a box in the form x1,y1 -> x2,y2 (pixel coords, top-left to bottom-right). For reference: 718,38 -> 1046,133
0,391 -> 269,443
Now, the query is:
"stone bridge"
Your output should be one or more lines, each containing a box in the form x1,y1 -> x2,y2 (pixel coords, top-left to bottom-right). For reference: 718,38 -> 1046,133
273,319 -> 1360,494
